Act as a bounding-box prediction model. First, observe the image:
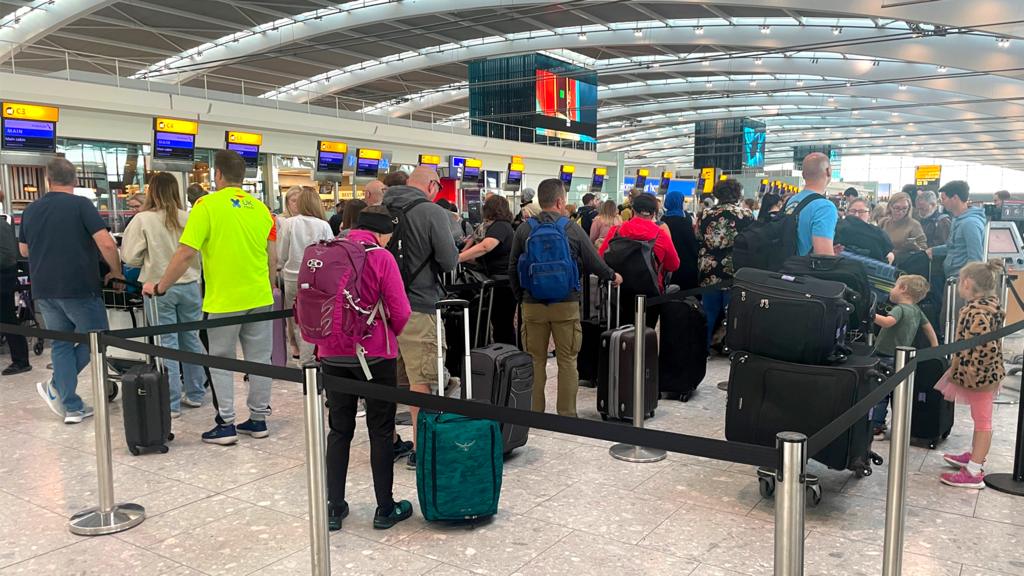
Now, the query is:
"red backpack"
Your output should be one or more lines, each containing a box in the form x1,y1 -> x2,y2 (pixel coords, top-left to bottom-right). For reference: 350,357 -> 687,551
294,238 -> 386,361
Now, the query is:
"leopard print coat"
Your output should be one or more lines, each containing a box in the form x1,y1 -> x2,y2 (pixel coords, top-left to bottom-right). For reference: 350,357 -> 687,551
951,295 -> 1005,392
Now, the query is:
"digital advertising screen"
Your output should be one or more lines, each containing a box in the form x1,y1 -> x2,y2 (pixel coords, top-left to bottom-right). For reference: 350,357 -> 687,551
534,69 -> 598,143
153,131 -> 195,161
227,143 -> 259,168
743,122 -> 766,168
1,119 -> 56,152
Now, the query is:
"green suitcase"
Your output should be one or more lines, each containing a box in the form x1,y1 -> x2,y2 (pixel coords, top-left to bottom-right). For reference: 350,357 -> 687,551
416,299 -> 503,522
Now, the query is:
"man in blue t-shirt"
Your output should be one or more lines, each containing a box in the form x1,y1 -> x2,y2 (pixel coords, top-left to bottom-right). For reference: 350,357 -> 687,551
785,152 -> 839,256
19,158 -> 124,424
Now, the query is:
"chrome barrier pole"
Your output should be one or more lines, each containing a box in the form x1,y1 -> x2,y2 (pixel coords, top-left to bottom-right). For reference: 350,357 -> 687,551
774,432 -> 807,576
610,295 -> 666,463
303,364 -> 331,576
68,331 -> 146,536
944,277 -> 958,345
882,346 -> 916,576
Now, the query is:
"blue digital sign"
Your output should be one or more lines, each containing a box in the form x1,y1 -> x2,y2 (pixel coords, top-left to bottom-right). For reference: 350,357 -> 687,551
227,143 -> 259,168
317,151 -> 344,173
2,119 -> 56,152
355,158 -> 380,177
743,125 -> 766,168
154,131 -> 195,161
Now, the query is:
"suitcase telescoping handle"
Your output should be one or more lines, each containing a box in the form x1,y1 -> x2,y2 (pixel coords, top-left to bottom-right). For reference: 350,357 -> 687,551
143,292 -> 165,374
606,281 -> 620,330
434,298 -> 472,399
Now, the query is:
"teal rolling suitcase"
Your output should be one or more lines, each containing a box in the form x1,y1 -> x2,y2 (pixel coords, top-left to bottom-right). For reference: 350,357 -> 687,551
416,298 -> 502,522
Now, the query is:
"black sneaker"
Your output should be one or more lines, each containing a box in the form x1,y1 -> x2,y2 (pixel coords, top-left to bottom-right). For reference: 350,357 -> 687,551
393,435 -> 413,462
2,363 -> 31,376
373,500 -> 413,530
327,500 -> 349,531
405,451 -> 417,470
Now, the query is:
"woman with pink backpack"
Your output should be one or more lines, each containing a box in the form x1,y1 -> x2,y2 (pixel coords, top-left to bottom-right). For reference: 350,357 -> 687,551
301,205 -> 415,530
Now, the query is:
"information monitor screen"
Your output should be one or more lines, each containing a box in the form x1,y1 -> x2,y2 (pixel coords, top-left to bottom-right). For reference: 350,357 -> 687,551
227,143 -> 259,168
2,119 -> 56,152
317,151 -> 345,173
153,131 -> 195,161
506,170 -> 523,185
355,158 -> 380,177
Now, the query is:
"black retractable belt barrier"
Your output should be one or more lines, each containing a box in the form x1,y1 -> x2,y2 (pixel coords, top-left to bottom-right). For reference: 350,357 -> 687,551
107,308 -> 294,339
321,373 -> 778,468
0,323 -> 89,344
645,280 -> 732,307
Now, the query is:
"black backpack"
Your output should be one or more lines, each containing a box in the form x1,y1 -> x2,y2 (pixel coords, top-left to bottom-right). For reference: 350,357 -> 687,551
603,231 -> 661,296
386,197 -> 433,285
733,193 -> 824,272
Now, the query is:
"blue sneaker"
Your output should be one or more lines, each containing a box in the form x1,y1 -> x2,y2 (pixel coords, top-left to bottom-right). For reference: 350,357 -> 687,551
202,423 -> 238,445
236,419 -> 269,439
36,381 -> 64,419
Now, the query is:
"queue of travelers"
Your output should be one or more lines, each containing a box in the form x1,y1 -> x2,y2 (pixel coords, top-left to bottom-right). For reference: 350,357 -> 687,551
6,150 -> 1015,539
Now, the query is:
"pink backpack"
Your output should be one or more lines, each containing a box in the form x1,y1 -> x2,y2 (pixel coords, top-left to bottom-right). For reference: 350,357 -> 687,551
294,238 -> 387,359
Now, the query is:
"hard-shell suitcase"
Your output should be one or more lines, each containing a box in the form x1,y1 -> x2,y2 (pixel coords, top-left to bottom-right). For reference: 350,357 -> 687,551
658,294 -> 707,401
781,255 -> 876,341
911,356 -> 954,448
597,322 -> 658,421
417,299 -> 502,522
727,268 -> 853,365
471,343 -> 533,453
725,352 -> 885,477
122,296 -> 174,456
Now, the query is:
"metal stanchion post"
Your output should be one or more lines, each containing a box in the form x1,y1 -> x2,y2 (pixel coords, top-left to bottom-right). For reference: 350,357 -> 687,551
882,346 -> 916,576
610,295 -> 666,463
68,332 -> 146,536
985,369 -> 1024,495
944,277 -> 958,346
774,432 -> 807,576
303,365 -> 331,576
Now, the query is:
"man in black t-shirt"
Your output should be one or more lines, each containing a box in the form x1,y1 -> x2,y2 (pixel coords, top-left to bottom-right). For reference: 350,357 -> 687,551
18,158 -> 124,424
577,193 -> 599,235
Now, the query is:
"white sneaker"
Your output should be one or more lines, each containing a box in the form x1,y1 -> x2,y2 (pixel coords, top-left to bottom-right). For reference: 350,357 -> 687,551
181,397 -> 203,408
171,411 -> 182,419
37,381 -> 64,418
64,405 -> 94,424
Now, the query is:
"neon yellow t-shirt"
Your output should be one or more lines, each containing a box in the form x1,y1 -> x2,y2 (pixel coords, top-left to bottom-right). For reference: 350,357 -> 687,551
178,187 -> 276,313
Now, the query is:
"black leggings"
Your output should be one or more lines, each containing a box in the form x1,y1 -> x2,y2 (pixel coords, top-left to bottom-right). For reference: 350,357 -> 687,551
323,358 -> 397,514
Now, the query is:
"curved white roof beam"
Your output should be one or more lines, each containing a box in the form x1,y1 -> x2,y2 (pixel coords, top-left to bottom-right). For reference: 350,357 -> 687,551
265,25 -> 1023,102
0,0 -> 116,63
135,0 -> 1023,83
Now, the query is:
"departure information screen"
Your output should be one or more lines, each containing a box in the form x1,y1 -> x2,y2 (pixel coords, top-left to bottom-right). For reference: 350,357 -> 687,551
153,131 -> 195,160
355,158 -> 380,177
317,151 -> 344,173
227,143 -> 259,168
463,166 -> 481,180
2,119 -> 56,152
506,170 -> 522,185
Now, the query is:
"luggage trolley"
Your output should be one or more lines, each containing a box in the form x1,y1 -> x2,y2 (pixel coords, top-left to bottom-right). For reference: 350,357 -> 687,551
103,278 -> 152,402
11,262 -> 45,356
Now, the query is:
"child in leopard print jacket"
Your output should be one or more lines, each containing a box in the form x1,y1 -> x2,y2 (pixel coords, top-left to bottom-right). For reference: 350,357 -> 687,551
935,259 -> 1006,489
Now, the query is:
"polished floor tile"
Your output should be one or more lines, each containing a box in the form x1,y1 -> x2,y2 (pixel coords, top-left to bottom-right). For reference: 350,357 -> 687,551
525,482 -> 679,544
0,536 -> 187,575
513,530 -> 698,575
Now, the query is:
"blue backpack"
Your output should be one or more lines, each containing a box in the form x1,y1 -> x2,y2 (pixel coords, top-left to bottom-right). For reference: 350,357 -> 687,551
517,217 -> 580,303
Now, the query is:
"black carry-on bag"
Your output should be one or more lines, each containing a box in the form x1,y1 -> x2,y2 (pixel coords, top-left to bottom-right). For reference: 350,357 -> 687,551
911,356 -> 954,448
726,353 -> 885,479
780,254 -> 876,342
597,289 -> 659,421
121,295 -> 174,455
727,267 -> 853,365
578,275 -> 616,387
657,289 -> 707,402
470,282 -> 534,454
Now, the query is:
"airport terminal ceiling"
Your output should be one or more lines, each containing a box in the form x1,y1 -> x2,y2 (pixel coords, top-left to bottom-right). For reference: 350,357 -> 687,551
1,0 -> 1024,169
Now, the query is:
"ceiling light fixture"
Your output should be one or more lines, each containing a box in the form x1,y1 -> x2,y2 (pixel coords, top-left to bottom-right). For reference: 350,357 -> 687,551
898,84 -> 908,90
702,60 -> 711,66
872,60 -> 880,67
937,65 -> 948,72
997,37 -> 1010,48
750,80 -> 757,86
578,32 -> 587,40
694,26 -> 704,34
706,81 -> 713,87
760,25 -> 771,34
832,26 -> 842,35
634,28 -> 643,37
796,79 -> 804,86
754,57 -> 763,64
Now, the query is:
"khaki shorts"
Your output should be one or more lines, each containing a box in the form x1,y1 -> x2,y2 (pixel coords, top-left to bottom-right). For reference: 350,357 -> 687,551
397,311 -> 445,390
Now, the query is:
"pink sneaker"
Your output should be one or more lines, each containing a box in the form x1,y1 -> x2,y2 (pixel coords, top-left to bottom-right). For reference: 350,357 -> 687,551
942,451 -> 971,468
940,468 -> 986,489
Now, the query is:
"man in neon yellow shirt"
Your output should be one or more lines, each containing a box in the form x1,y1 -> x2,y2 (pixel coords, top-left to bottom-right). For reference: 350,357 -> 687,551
145,150 -> 278,445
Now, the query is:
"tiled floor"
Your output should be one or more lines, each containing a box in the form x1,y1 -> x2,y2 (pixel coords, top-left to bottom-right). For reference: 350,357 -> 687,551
2,346 -> 1023,575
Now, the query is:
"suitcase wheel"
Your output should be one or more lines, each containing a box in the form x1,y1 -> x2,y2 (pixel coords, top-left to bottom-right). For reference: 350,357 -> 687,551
158,445 -> 169,454
33,340 -> 44,356
854,466 -> 872,479
107,382 -> 119,403
600,413 -> 609,422
680,392 -> 692,403
806,484 -> 822,507
758,476 -> 776,498
870,452 -> 884,466
168,432 -> 175,442
128,446 -> 140,456
647,411 -> 655,420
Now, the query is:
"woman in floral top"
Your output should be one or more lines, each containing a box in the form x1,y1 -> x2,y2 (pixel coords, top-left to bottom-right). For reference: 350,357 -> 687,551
698,179 -> 753,351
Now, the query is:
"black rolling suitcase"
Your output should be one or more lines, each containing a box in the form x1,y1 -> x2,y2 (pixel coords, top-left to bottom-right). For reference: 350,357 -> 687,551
780,255 -> 876,341
471,343 -> 533,453
122,297 -> 174,455
597,322 -> 658,421
727,268 -> 853,365
911,356 -> 954,448
725,352 -> 885,477
658,293 -> 707,401
578,276 -> 616,387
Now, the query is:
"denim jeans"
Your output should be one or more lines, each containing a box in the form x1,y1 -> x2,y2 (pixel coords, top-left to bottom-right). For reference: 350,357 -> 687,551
144,282 -> 206,412
36,297 -> 109,413
206,305 -> 273,424
703,289 -> 731,350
